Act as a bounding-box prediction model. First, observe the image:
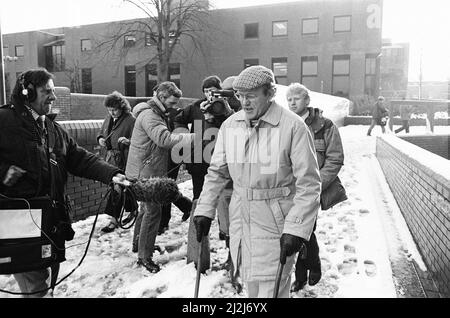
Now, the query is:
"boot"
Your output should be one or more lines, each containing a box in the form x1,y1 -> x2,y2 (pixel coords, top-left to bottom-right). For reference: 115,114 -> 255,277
137,258 -> 160,273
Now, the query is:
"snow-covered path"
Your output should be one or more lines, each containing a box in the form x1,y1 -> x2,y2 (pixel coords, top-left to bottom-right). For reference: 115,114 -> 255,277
2,125 -> 443,298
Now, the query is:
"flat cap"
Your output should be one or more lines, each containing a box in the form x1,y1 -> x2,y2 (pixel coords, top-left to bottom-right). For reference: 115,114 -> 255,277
233,65 -> 275,91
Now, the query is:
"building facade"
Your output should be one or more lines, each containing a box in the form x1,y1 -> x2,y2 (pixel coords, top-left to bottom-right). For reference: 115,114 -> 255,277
380,38 -> 410,98
2,0 -> 383,101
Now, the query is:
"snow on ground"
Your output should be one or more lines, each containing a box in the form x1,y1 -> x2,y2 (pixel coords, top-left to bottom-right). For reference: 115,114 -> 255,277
1,125 -> 448,298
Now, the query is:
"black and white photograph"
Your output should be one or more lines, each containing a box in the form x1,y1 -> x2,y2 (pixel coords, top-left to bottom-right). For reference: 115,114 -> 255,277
0,0 -> 449,302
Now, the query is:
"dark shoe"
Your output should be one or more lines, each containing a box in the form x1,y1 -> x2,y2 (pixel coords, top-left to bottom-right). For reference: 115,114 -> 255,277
308,268 -> 322,286
137,258 -> 160,273
101,221 -> 118,233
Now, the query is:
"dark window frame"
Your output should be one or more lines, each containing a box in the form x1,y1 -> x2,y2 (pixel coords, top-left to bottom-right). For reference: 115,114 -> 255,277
124,34 -> 136,48
272,57 -> 288,85
302,17 -> 319,35
80,39 -> 92,52
332,54 -> 351,97
243,58 -> 259,69
124,65 -> 136,97
81,68 -> 92,94
365,53 -> 378,96
272,20 -> 288,37
244,23 -> 259,39
15,45 -> 24,57
301,56 -> 319,82
333,15 -> 352,33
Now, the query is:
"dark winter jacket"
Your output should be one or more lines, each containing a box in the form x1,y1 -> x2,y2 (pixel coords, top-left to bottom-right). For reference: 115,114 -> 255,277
0,100 -> 121,200
97,112 -> 135,170
303,107 -> 344,191
173,98 -> 232,176
371,101 -> 388,119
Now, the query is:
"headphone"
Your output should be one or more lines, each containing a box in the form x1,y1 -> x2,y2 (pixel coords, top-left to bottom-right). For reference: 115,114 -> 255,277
19,72 -> 37,102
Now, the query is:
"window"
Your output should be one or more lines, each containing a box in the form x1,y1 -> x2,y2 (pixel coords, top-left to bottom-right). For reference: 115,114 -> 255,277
244,58 -> 259,69
168,30 -> 180,45
15,45 -> 24,57
302,18 -> 319,35
365,53 -> 378,97
125,65 -> 136,97
146,64 -> 157,96
81,68 -> 92,94
272,57 -> 288,85
145,32 -> 156,46
124,34 -> 136,47
145,63 -> 181,96
334,15 -> 351,32
301,56 -> 318,91
81,39 -> 92,51
332,55 -> 350,97
272,21 -> 287,37
45,45 -> 65,71
169,63 -> 181,88
244,23 -> 259,39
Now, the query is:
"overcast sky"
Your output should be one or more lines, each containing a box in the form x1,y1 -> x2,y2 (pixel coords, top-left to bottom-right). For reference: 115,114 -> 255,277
1,0 -> 449,81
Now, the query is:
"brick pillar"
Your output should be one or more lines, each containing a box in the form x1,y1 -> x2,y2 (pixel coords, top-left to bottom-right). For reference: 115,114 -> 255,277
53,87 -> 71,120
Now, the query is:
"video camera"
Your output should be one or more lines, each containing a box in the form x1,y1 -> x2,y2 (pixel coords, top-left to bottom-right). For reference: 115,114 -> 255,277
202,90 -> 235,116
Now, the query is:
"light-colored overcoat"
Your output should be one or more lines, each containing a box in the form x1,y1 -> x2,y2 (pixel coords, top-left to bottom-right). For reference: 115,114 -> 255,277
194,102 -> 321,282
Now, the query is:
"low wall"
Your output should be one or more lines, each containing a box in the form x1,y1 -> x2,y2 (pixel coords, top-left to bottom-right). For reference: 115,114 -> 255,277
344,116 -> 449,126
376,135 -> 450,297
59,120 -> 191,221
54,88 -> 196,120
59,121 -> 107,221
400,135 -> 449,160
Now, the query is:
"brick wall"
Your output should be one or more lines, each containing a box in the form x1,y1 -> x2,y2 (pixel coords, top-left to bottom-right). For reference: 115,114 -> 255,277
400,135 -> 449,159
59,120 -> 192,221
376,135 -> 450,297
52,87 -> 71,120
59,120 -> 108,221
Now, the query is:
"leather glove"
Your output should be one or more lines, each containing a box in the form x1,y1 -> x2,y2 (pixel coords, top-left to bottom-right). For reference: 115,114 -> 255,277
193,215 -> 212,243
279,233 -> 307,265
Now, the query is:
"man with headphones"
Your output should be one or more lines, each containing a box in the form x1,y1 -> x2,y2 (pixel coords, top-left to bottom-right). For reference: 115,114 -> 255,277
0,68 -> 127,297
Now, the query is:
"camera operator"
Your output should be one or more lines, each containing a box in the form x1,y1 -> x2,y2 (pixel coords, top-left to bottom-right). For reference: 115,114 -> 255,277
174,75 -> 233,200
0,68 -> 127,297
174,75 -> 235,273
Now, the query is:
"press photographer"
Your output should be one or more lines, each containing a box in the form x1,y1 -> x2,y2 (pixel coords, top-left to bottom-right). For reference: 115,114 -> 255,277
0,68 -> 127,297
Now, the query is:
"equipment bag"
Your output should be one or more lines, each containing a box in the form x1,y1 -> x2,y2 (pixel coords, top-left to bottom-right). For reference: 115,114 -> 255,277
0,196 -> 62,274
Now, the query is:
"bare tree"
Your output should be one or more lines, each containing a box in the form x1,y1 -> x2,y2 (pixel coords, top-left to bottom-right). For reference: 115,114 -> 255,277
94,0 -> 211,83
64,60 -> 82,93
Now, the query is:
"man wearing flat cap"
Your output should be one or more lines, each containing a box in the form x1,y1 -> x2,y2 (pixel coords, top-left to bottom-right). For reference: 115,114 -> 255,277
193,65 -> 321,297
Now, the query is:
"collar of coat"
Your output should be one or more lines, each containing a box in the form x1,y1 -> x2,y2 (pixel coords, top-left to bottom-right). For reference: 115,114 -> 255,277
304,107 -> 325,133
234,101 -> 282,127
8,98 -> 58,123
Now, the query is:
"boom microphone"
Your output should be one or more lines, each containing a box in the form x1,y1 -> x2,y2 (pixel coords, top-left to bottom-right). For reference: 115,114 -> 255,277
113,176 -> 182,205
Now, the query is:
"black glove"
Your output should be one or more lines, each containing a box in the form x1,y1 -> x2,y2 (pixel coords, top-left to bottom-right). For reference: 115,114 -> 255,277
279,233 -> 307,265
193,216 -> 212,243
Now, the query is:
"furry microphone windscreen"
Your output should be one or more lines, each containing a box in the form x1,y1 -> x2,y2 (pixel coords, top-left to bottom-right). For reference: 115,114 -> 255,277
129,177 -> 181,204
